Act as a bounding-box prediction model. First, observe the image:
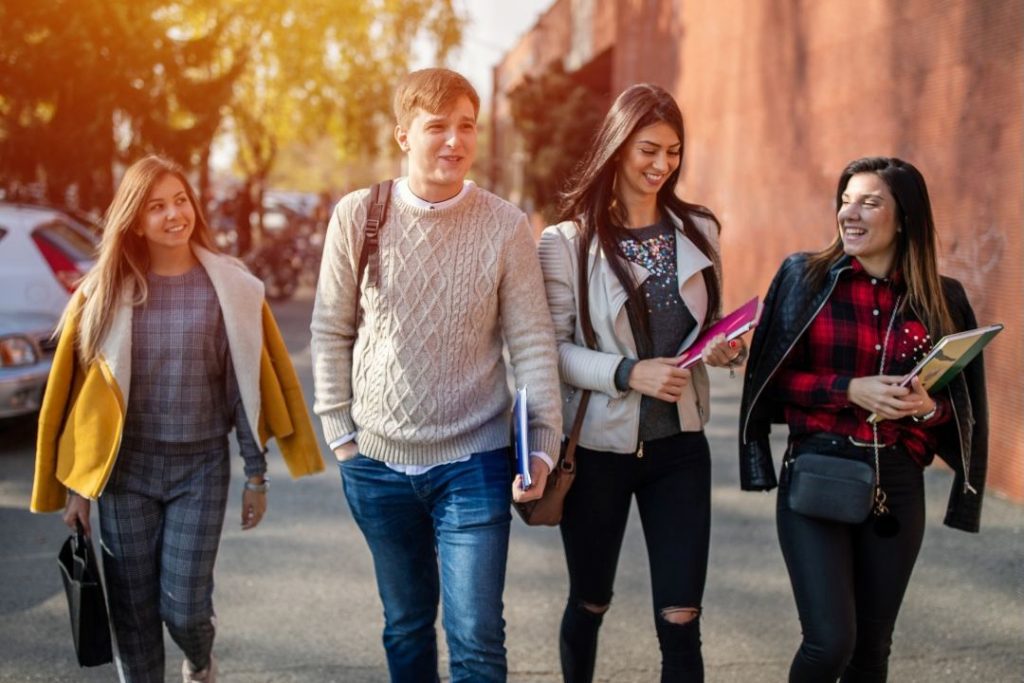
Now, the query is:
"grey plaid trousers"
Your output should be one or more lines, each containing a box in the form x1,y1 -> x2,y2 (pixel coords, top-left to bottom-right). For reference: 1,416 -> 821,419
98,436 -> 230,683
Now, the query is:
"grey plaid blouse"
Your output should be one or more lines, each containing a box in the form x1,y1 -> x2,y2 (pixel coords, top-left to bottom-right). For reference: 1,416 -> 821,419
122,266 -> 265,476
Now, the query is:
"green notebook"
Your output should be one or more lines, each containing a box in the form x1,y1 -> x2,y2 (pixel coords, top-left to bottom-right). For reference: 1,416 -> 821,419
868,323 -> 1002,423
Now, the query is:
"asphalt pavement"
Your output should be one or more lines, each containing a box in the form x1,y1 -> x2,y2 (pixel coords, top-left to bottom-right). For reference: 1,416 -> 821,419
1,290 -> 1020,682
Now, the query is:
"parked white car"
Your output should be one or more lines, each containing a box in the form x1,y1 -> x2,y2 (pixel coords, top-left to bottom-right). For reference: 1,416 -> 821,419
0,203 -> 98,318
0,311 -> 57,418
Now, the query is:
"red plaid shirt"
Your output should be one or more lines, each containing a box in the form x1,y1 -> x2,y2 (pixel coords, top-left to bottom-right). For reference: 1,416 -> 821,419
771,260 -> 949,466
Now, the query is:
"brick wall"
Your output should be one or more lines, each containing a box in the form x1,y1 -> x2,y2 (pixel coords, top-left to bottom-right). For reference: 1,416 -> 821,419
669,0 -> 1022,501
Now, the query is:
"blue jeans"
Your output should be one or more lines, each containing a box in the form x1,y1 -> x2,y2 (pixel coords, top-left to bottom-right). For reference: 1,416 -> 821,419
339,449 -> 512,683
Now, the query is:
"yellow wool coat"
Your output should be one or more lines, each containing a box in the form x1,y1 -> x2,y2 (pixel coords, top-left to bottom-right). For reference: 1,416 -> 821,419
31,247 -> 324,513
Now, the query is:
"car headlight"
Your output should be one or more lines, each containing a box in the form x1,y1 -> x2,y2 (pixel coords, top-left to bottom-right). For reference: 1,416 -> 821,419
0,336 -> 39,367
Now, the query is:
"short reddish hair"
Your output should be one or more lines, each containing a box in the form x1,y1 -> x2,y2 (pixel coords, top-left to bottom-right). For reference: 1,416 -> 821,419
393,68 -> 480,128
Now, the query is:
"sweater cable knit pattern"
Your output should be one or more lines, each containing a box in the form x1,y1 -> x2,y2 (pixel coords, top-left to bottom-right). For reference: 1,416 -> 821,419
311,183 -> 562,466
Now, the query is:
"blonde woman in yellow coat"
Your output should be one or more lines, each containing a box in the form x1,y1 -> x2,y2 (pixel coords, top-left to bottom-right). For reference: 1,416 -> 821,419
32,156 -> 323,682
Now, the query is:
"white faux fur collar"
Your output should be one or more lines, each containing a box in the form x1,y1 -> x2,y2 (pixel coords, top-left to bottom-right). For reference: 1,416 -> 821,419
195,246 -> 264,437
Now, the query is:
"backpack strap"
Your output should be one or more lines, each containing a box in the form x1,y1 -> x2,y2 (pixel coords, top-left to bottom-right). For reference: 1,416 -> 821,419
354,179 -> 393,330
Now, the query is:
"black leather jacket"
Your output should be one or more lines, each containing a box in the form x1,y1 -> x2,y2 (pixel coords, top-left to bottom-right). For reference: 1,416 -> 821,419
739,253 -> 988,532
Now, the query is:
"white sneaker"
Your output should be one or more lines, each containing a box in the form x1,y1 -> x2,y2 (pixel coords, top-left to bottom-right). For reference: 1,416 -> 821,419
182,653 -> 217,682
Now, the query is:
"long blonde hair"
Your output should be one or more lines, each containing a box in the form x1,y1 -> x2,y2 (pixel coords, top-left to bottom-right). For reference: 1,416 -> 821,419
58,155 -> 219,364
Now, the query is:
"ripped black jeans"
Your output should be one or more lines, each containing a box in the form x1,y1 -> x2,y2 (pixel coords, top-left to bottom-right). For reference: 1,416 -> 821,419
778,433 -> 926,682
559,431 -> 711,683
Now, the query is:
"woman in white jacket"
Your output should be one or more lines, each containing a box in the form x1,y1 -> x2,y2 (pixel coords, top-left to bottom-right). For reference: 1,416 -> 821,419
537,84 -> 743,682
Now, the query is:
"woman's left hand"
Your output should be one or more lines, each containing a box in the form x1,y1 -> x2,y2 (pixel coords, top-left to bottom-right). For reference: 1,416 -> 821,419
241,479 -> 267,530
701,334 -> 746,368
848,375 -> 920,420
906,376 -> 937,419
512,456 -> 550,504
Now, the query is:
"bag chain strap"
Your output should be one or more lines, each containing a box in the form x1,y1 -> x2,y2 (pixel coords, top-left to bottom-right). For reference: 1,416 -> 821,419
872,294 -> 903,516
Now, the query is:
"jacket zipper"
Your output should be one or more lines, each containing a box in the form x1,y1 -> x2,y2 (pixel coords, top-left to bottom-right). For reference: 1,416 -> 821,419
741,266 -> 849,445
947,381 -> 976,494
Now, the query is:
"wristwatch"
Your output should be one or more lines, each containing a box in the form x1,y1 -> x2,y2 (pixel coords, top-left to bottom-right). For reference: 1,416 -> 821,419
244,478 -> 269,493
912,405 -> 938,423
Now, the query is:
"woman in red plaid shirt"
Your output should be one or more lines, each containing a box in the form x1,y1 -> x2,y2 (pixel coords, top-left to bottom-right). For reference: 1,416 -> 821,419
740,157 -> 988,682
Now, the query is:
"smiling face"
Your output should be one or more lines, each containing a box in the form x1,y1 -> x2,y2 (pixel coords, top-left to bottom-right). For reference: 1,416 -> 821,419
138,173 -> 196,258
615,121 -> 681,210
837,172 -> 901,277
395,94 -> 478,202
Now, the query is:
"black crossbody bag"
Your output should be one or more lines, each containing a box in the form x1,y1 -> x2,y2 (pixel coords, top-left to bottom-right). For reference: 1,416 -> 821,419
786,442 -> 877,524
785,295 -> 904,537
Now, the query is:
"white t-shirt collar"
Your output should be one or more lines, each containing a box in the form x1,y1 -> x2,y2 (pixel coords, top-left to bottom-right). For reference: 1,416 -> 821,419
395,178 -> 474,211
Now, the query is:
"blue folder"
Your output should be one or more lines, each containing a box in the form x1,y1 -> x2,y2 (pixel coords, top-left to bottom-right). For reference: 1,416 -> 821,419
512,386 -> 532,489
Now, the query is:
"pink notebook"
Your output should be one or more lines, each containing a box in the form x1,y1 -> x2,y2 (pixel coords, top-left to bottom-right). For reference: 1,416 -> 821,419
677,297 -> 762,368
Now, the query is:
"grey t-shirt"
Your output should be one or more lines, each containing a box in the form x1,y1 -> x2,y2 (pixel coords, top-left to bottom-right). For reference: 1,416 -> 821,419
615,218 -> 697,442
123,266 -> 265,475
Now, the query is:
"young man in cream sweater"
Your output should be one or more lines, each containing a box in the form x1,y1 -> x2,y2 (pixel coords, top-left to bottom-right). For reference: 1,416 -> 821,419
310,68 -> 562,682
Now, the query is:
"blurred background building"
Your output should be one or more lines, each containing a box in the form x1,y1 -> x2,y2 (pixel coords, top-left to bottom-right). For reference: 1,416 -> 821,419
489,0 -> 1023,502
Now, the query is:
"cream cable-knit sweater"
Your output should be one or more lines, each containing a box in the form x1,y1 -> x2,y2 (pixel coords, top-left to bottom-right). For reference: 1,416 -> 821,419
311,183 -> 562,465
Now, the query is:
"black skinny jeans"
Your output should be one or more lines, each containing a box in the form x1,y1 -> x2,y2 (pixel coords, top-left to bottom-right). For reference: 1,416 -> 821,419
559,431 -> 711,683
777,433 -> 926,683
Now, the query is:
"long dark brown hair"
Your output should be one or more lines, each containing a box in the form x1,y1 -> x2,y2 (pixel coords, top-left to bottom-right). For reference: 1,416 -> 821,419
806,156 -> 954,336
558,83 -> 722,338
